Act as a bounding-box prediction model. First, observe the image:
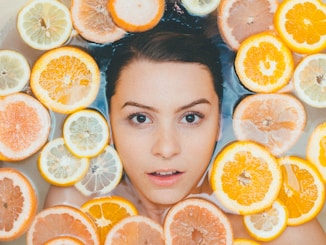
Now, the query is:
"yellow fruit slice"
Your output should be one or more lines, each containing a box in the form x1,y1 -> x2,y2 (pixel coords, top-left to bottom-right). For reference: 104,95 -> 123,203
74,145 -> 123,196
274,0 -> 326,54
38,137 -> 90,186
81,196 -> 138,244
210,141 -> 282,215
44,236 -> 84,245
278,156 -> 325,226
233,238 -> 261,245
293,53 -> 326,108
16,0 -> 72,50
243,199 -> 288,241
235,32 -> 294,93
181,0 -> 221,16
30,46 -> 100,114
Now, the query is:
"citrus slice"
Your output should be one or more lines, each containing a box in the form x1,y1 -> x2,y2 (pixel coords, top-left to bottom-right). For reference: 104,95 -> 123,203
44,236 -> 84,245
26,205 -> 100,245
107,0 -> 165,32
70,0 -> 126,44
0,50 -> 30,96
30,46 -> 101,114
0,92 -> 51,161
74,145 -> 123,196
233,238 -> 261,245
277,156 -> 325,226
63,109 -> 110,158
16,0 -> 72,50
232,93 -> 306,156
210,141 -> 282,215
234,32 -> 294,93
218,0 -> 278,50
0,168 -> 37,241
104,215 -> 164,245
81,196 -> 138,244
306,121 -> 326,182
243,199 -> 288,241
293,53 -> 326,108
38,137 -> 90,186
274,0 -> 326,54
163,197 -> 233,245
181,0 -> 220,16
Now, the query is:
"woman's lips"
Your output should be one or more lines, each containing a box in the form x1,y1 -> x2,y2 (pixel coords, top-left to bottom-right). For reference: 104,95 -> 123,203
147,171 -> 184,187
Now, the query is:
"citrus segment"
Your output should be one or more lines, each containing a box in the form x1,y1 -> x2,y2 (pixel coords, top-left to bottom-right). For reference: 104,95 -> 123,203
16,0 -> 72,50
293,53 -> 326,108
235,32 -> 294,93
0,92 -> 51,161
277,156 -> 325,226
218,0 -> 278,50
30,46 -> 100,114
232,93 -> 306,156
210,141 -> 282,215
38,137 -> 90,186
181,0 -> 220,16
70,0 -> 126,44
44,236 -> 84,245
26,205 -> 100,245
163,198 -> 233,245
104,215 -> 164,245
233,238 -> 261,245
0,168 -> 37,241
274,0 -> 326,54
75,145 -> 123,196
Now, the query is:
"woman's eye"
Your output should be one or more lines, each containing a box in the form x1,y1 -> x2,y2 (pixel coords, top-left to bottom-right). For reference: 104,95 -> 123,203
181,113 -> 204,124
128,113 -> 151,124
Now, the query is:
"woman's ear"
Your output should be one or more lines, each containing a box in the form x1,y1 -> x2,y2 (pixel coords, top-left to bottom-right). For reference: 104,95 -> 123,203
216,116 -> 223,141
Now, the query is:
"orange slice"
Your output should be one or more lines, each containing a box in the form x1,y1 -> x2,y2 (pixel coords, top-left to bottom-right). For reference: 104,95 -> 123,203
70,0 -> 126,44
107,0 -> 165,32
181,0 -> 221,16
30,46 -> 100,114
44,236 -> 84,245
26,205 -> 100,245
104,215 -> 164,244
81,196 -> 138,244
218,0 -> 278,50
233,238 -> 261,245
210,141 -> 282,215
163,198 -> 233,245
274,0 -> 326,54
0,168 -> 37,241
277,156 -> 325,226
232,93 -> 306,156
0,92 -> 51,161
235,32 -> 294,93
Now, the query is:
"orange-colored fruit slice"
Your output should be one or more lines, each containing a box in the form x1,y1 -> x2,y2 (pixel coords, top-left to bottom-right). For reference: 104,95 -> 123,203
104,215 -> 164,245
0,168 -> 37,241
233,238 -> 261,245
210,141 -> 282,215
274,0 -> 326,54
235,32 -> 294,93
163,198 -> 233,245
0,92 -> 51,161
107,0 -> 165,32
44,236 -> 84,245
232,93 -> 306,156
30,46 -> 100,114
26,205 -> 100,245
218,0 -> 278,50
277,156 -> 325,226
81,196 -> 138,244
70,0 -> 126,44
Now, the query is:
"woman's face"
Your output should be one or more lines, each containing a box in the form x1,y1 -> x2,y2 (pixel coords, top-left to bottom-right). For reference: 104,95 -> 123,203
110,59 -> 220,206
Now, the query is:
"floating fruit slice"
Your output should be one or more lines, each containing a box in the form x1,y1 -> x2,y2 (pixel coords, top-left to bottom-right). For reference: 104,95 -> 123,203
181,0 -> 221,16
210,141 -> 282,215
16,0 -> 72,50
235,32 -> 294,93
293,53 -> 326,108
44,236 -> 84,245
277,156 -> 325,226
274,0 -> 326,54
0,92 -> 51,161
107,0 -> 165,32
163,198 -> 233,245
232,93 -> 306,156
26,205 -> 100,245
233,238 -> 261,245
104,215 -> 164,245
0,168 -> 37,241
218,0 -> 278,50
70,0 -> 126,43
81,196 -> 138,244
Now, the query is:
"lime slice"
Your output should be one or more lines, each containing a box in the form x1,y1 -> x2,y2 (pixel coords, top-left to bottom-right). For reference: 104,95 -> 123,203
181,0 -> 220,16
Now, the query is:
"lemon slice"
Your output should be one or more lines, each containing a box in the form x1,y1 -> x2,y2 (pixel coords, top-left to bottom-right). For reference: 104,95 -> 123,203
181,0 -> 220,16
17,0 -> 73,50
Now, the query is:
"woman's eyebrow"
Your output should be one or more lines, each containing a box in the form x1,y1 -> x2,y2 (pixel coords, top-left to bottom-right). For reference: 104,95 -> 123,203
121,101 -> 157,111
176,98 -> 211,112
